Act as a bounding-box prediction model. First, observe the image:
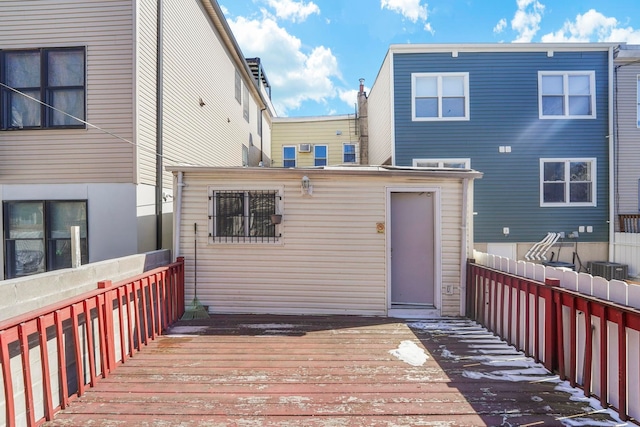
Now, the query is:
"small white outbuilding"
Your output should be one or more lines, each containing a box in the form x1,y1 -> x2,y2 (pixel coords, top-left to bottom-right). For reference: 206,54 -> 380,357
168,165 -> 481,318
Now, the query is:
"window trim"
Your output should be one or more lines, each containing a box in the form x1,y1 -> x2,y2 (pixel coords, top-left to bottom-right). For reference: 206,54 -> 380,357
413,158 -> 471,169
1,47 -> 86,130
538,71 -> 596,120
314,144 -> 328,166
342,143 -> 357,163
411,72 -> 470,121
539,158 -> 597,207
283,145 -> 296,168
208,188 -> 283,244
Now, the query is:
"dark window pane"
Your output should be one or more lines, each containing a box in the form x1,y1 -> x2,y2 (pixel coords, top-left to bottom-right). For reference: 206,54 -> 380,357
569,162 -> 591,182
570,182 -> 592,203
8,202 -> 44,239
50,201 -> 87,238
283,159 -> 296,168
13,240 -> 46,276
6,51 -> 40,87
542,96 -> 564,115
442,97 -> 464,117
51,89 -> 84,125
48,50 -> 84,87
10,91 -> 41,128
344,144 -> 356,163
415,98 -> 437,117
543,162 -> 564,181
544,183 -> 565,203
249,192 -> 275,237
568,96 -> 591,115
216,193 -> 244,237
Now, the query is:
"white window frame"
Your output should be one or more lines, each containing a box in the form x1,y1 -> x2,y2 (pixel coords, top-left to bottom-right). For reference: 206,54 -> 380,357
283,145 -> 296,168
411,72 -> 470,121
342,143 -> 357,163
539,158 -> 597,207
538,71 -> 596,119
314,144 -> 328,166
413,158 -> 471,169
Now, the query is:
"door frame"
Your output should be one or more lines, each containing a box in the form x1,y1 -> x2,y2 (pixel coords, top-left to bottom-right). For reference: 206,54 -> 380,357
386,187 -> 442,312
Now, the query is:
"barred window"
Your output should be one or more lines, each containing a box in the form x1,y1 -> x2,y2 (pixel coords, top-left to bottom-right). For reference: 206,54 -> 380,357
211,190 -> 280,242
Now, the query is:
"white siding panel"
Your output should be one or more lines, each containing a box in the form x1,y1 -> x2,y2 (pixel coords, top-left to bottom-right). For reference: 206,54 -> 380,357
175,169 -> 469,317
368,53 -> 393,165
0,1 -> 136,184
157,0 -> 266,190
615,63 -> 640,215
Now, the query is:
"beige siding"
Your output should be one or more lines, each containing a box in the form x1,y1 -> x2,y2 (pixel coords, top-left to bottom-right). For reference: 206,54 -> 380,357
0,0 -> 136,184
174,168 -> 469,316
615,61 -> 640,215
368,52 -> 393,165
153,0 -> 266,190
271,116 -> 358,167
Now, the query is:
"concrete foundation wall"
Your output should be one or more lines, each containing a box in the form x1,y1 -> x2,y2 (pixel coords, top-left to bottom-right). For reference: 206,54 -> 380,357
0,250 -> 171,322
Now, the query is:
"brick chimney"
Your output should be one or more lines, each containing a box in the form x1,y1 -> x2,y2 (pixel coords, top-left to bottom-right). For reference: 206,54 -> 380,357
357,78 -> 369,165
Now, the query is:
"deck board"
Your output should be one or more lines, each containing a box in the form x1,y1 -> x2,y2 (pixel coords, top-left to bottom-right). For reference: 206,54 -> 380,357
44,315 -> 623,426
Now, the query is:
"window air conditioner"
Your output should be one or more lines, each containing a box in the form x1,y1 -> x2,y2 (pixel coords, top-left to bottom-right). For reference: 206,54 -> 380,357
298,143 -> 312,153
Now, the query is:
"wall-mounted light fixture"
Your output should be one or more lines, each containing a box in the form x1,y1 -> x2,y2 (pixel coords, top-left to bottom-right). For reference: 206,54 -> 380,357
199,97 -> 206,107
301,175 -> 313,195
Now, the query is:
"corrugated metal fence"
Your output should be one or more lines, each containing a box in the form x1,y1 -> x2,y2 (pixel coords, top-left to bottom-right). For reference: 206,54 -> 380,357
466,252 -> 640,423
0,257 -> 185,426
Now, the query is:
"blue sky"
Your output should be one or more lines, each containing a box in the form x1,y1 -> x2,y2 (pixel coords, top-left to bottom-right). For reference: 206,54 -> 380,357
220,0 -> 640,117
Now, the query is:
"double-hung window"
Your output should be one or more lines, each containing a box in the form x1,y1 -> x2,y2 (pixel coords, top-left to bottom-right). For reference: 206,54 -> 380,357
412,72 -> 469,121
540,158 -> 596,207
343,143 -> 357,163
283,146 -> 296,167
3,200 -> 88,279
314,145 -> 327,166
539,71 -> 596,119
1,47 -> 85,130
211,190 -> 280,243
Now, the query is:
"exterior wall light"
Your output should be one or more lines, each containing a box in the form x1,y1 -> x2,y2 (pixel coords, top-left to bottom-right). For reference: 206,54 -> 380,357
301,176 -> 313,195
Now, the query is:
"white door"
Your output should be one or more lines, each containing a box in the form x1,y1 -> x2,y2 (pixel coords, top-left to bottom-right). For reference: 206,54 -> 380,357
390,192 -> 435,306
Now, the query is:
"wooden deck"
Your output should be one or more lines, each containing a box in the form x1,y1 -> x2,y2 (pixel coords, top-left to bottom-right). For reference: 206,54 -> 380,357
44,315 -> 624,427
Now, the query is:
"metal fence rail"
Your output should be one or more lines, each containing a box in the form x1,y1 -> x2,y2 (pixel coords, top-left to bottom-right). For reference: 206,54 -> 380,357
466,259 -> 640,423
0,257 -> 185,426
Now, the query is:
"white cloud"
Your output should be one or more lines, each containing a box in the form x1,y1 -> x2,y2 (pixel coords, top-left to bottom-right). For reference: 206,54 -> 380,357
228,15 -> 341,115
265,0 -> 320,23
424,22 -> 435,35
494,18 -> 507,34
511,0 -> 545,42
541,9 -> 640,43
380,0 -> 428,23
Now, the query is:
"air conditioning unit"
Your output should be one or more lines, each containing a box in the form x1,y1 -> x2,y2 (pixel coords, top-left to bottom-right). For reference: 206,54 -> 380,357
298,143 -> 312,153
588,262 -> 628,280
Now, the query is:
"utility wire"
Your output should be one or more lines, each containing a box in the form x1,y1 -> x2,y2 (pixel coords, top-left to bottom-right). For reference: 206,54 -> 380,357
0,81 -> 205,167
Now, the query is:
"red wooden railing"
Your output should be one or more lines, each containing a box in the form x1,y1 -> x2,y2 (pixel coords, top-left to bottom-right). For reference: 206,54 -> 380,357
466,259 -> 640,423
0,257 -> 185,427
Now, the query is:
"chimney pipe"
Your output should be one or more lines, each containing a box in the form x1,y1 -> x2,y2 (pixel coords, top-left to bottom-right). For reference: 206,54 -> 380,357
359,78 -> 365,95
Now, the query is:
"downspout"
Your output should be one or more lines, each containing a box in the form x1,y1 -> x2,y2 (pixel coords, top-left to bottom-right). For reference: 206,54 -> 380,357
459,178 -> 469,316
155,0 -> 164,250
608,45 -> 615,261
260,108 -> 266,165
173,171 -> 184,258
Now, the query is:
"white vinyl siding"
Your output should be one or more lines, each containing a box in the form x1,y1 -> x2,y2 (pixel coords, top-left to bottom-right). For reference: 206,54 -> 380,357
368,53 -> 393,165
412,72 -> 470,121
172,168 -> 471,317
0,0 -> 136,184
613,61 -> 640,216
538,71 -> 596,119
